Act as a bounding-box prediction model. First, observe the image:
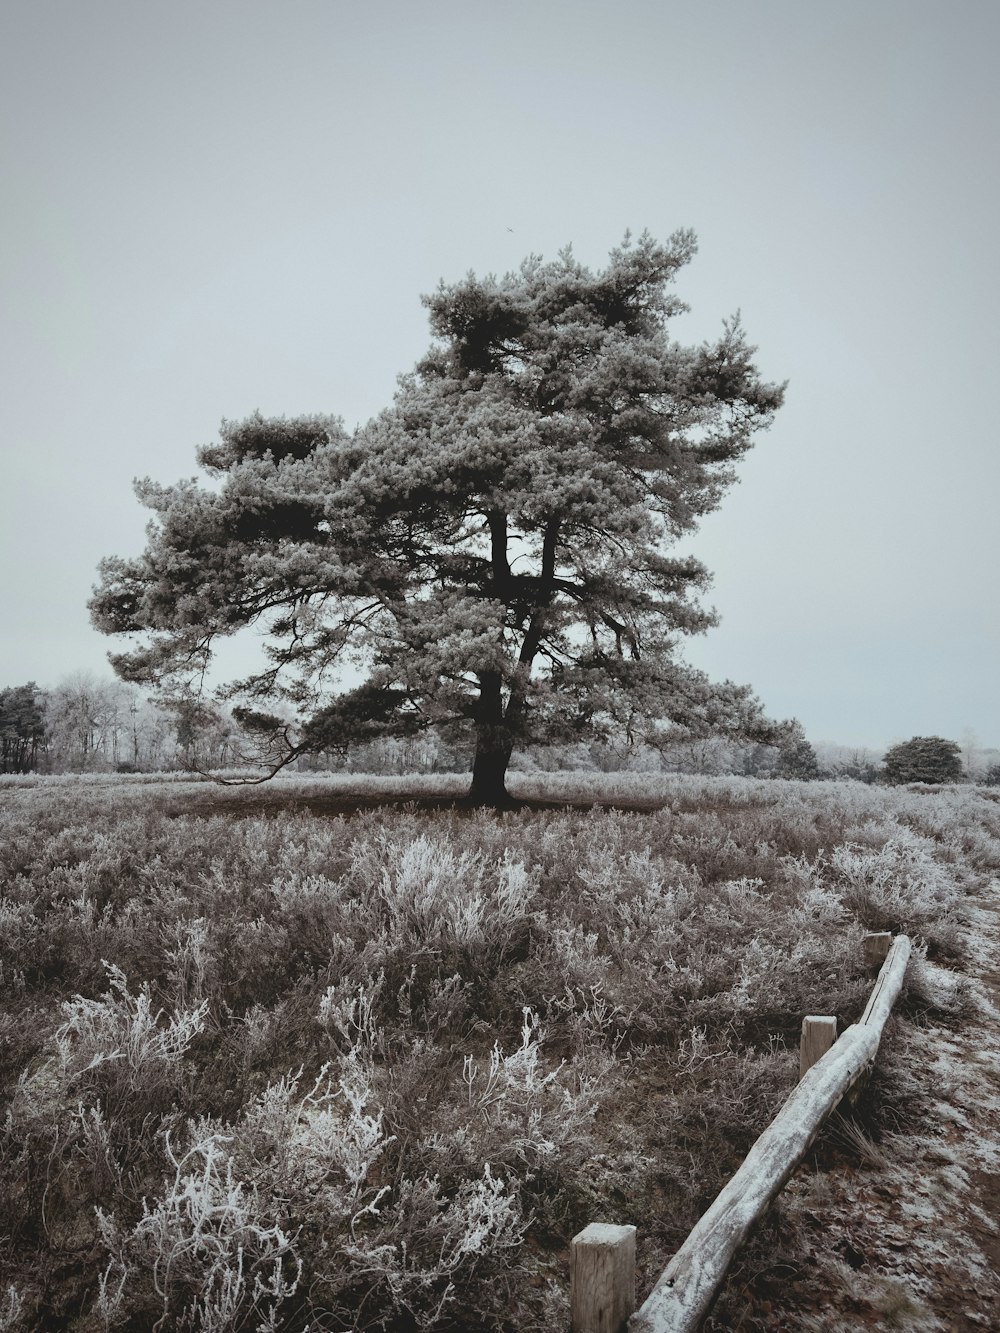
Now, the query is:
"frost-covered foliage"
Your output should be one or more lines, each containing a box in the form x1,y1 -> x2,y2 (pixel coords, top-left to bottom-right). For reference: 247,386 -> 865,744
883,734 -> 963,785
0,772 -> 996,1328
91,235 -> 786,801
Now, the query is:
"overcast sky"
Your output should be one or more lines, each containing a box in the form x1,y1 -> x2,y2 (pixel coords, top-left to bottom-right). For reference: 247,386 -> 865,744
2,0 -> 997,749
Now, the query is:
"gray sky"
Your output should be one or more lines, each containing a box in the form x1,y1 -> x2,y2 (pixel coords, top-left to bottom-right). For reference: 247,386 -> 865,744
2,0 -> 997,749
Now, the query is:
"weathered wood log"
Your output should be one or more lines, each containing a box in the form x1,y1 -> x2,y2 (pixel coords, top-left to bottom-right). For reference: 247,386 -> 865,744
571,1223 -> 637,1333
628,935 -> 911,1333
799,1015 -> 837,1079
859,935 -> 911,1029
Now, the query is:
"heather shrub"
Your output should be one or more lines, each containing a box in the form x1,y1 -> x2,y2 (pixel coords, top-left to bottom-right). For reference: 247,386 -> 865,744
829,835 -> 963,954
12,963 -> 207,1126
0,772 -> 992,1328
96,1130 -> 302,1332
92,1031 -> 543,1329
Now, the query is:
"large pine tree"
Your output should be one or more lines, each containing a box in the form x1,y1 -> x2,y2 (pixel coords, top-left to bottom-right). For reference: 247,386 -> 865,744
91,232 -> 785,804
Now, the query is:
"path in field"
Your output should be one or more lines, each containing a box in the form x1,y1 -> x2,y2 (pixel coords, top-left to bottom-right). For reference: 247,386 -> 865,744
859,887 -> 1000,1331
720,882 -> 1000,1331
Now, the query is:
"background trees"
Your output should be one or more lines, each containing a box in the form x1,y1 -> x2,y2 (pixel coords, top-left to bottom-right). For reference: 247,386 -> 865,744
0,683 -> 45,774
883,736 -> 963,785
4,673 -> 993,787
91,233 -> 786,803
812,743 -> 882,784
43,673 -> 129,771
0,674 -> 246,775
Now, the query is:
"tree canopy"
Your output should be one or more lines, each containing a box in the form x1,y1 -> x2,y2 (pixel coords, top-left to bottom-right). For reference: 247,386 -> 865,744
883,736 -> 963,785
91,232 -> 786,803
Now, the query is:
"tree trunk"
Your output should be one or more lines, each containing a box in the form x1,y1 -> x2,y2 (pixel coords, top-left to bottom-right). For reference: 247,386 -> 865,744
466,514 -> 560,808
468,724 -> 515,806
467,670 -> 516,806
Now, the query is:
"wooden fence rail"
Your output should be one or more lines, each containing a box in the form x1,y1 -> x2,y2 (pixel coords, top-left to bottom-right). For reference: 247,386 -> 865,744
571,933 -> 912,1333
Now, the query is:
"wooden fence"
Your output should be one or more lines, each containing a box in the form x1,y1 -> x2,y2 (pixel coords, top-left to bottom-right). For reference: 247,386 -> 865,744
570,931 -> 911,1333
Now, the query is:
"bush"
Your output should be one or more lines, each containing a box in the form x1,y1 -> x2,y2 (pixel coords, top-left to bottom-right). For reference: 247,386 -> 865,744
882,736 -> 963,785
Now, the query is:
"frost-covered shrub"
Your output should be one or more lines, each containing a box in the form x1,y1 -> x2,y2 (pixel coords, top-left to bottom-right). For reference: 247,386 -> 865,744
95,1045 -> 529,1330
12,963 -> 206,1126
353,833 -> 534,958
337,1165 -> 524,1329
428,1009 -> 605,1185
830,836 -> 963,953
97,1131 -> 301,1332
1,772 -> 994,1328
0,1287 -> 22,1333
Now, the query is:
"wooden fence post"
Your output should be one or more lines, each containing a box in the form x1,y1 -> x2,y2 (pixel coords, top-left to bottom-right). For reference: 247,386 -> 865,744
863,932 -> 892,971
799,1015 -> 838,1080
570,1222 -> 636,1333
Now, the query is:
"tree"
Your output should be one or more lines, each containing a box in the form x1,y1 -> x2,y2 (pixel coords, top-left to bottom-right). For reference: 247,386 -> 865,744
43,672 -> 128,772
813,742 -> 882,784
959,726 -> 984,781
171,697 -> 242,771
91,232 -> 785,805
772,722 -> 820,780
882,735 -> 963,785
0,682 -> 45,773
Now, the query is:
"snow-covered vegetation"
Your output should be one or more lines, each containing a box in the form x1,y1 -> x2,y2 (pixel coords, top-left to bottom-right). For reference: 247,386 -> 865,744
1,773 -> 997,1329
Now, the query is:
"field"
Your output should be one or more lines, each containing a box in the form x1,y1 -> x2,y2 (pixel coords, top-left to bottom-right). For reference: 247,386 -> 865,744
1,771 -> 998,1331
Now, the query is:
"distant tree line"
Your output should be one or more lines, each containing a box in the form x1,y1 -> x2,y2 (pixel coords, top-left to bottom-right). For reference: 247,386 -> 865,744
295,726 -> 1000,785
292,719 -> 824,780
2,676 -> 996,785
0,675 -> 241,774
